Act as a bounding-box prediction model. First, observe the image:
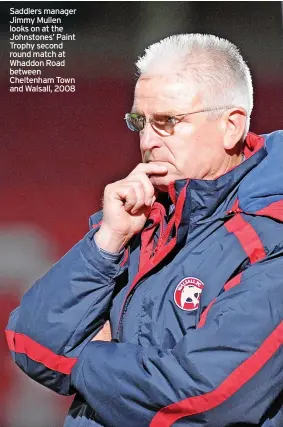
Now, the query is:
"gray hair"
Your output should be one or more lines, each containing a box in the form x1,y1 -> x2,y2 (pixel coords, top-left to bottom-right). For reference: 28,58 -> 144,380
135,34 -> 253,139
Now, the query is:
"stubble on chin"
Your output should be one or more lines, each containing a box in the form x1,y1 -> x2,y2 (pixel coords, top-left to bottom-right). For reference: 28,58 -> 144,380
149,176 -> 169,193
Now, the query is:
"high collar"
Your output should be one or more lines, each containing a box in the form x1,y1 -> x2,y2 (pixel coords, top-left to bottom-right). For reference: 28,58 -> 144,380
168,133 -> 267,237
142,133 -> 267,266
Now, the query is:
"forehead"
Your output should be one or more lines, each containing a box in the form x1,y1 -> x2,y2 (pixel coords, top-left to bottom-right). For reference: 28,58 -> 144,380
133,75 -> 201,114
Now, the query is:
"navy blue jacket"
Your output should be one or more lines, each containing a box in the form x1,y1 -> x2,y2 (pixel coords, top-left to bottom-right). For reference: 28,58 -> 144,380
6,131 -> 283,426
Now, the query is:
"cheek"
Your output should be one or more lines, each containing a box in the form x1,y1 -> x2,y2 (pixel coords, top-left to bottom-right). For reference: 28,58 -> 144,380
179,120 -> 222,154
174,126 -> 200,165
172,123 -> 221,176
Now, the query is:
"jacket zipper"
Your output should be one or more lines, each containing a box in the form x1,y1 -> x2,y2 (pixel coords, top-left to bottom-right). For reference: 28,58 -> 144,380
115,279 -> 144,340
115,206 -> 167,340
115,181 -> 188,341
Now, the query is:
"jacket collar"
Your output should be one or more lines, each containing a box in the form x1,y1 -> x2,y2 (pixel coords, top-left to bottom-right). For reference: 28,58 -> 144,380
169,133 -> 267,240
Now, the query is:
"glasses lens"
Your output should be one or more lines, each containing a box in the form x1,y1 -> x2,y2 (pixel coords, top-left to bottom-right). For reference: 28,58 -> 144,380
125,113 -> 144,132
152,116 -> 174,135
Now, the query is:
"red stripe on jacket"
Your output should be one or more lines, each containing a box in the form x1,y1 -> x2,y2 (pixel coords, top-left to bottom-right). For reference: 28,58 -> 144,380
197,273 -> 242,328
224,272 -> 243,291
150,321 -> 283,426
5,330 -> 78,375
92,221 -> 102,229
224,213 -> 266,264
198,199 -> 283,330
256,200 -> 283,222
198,211 -> 266,329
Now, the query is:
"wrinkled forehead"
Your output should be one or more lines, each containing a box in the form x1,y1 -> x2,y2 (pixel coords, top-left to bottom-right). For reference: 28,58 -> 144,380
133,75 -> 201,114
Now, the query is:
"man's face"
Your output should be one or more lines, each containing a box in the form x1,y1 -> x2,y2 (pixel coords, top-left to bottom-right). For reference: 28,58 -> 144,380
133,75 -> 230,191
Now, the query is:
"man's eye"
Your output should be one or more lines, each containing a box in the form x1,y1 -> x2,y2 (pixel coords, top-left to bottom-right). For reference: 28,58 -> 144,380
155,116 -> 175,125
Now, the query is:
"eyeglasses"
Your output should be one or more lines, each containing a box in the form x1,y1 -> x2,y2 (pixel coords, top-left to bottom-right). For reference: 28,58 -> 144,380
124,106 -> 234,135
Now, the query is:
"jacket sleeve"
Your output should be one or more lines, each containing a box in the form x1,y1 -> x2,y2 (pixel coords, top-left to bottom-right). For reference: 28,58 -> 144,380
69,250 -> 283,427
5,212 -> 128,395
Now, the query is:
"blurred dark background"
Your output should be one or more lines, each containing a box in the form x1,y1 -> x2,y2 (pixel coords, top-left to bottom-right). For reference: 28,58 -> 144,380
0,2 -> 282,426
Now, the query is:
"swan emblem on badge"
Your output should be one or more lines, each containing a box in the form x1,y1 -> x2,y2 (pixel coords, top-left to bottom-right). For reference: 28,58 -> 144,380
174,277 -> 204,311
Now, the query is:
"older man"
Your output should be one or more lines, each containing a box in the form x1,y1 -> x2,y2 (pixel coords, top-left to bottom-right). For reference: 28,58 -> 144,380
6,34 -> 283,427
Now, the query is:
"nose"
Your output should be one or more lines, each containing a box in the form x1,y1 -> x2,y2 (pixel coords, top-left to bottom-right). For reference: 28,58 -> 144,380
139,122 -> 162,153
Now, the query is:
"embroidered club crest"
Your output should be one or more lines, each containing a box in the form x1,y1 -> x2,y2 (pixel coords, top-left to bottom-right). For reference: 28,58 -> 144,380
174,277 -> 204,311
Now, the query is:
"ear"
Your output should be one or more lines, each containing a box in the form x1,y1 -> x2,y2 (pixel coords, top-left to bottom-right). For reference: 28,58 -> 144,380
222,108 -> 247,151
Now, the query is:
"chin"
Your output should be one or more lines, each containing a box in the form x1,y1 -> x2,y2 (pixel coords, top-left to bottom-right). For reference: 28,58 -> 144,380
149,176 -> 171,193
154,184 -> 169,193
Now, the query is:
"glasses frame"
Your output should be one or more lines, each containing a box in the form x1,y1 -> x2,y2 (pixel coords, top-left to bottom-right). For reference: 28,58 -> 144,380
124,106 -> 235,135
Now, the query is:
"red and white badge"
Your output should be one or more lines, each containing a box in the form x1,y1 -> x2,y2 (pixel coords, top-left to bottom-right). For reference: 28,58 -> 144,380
174,277 -> 204,311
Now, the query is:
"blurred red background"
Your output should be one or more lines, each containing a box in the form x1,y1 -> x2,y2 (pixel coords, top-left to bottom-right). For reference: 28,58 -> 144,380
1,1 -> 282,426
